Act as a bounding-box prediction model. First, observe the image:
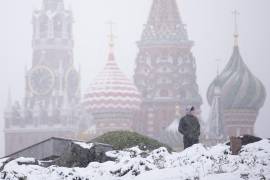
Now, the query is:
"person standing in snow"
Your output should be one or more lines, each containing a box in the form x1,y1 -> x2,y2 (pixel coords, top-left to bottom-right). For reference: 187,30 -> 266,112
178,105 -> 200,149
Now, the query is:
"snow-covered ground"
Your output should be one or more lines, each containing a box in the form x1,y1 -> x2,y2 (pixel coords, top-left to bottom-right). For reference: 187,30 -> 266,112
1,139 -> 270,180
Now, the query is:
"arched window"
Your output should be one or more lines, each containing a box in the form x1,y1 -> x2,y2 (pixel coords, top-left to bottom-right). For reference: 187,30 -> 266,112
66,21 -> 72,38
64,15 -> 72,38
178,56 -> 183,65
168,56 -> 173,64
146,55 -> 151,66
53,14 -> 64,38
33,17 -> 39,38
160,89 -> 168,97
179,90 -> 186,99
39,14 -> 49,38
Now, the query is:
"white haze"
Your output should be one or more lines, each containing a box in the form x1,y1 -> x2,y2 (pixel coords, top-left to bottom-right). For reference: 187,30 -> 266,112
0,0 -> 269,156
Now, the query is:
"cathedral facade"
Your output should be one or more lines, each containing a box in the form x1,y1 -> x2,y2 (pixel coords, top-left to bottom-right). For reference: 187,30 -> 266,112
133,0 -> 202,140
4,0 -> 81,155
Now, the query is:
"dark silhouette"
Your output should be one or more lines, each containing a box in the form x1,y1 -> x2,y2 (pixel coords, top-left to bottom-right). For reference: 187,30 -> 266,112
178,106 -> 200,149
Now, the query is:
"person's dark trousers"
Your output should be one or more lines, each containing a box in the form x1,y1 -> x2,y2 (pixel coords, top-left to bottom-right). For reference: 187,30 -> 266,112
183,136 -> 199,149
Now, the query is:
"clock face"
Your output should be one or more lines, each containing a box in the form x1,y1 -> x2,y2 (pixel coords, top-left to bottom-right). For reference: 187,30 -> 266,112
65,68 -> 79,96
29,66 -> 55,95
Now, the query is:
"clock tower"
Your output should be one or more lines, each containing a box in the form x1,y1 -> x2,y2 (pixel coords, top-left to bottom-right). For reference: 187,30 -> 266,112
4,0 -> 81,155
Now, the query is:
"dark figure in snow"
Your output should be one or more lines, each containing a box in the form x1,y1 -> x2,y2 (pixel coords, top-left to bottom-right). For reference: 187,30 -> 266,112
178,105 -> 200,149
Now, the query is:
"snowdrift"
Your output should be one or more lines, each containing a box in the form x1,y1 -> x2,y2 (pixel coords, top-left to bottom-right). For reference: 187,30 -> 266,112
1,139 -> 270,180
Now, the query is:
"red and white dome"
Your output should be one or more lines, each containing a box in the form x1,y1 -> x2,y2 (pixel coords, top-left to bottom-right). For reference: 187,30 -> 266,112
83,48 -> 141,113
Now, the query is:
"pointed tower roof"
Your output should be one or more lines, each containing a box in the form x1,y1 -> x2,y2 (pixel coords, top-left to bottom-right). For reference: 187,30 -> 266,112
43,0 -> 64,11
207,12 -> 266,111
5,88 -> 12,112
140,0 -> 191,46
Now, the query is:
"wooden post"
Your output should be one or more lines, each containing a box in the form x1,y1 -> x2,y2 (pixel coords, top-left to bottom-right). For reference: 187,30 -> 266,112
230,136 -> 242,155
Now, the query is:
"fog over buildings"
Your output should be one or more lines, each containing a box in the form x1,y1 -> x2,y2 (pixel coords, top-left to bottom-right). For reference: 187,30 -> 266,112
0,0 -> 270,156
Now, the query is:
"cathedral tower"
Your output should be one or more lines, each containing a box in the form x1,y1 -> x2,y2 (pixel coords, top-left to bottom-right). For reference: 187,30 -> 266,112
134,0 -> 202,139
207,11 -> 266,137
83,31 -> 141,138
4,0 -> 81,155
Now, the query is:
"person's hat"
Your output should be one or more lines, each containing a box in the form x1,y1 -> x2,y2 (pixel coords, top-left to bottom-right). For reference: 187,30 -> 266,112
186,105 -> 195,113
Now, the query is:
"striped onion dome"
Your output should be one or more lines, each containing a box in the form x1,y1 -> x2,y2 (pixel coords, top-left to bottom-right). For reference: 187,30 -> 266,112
207,44 -> 266,111
83,47 -> 141,113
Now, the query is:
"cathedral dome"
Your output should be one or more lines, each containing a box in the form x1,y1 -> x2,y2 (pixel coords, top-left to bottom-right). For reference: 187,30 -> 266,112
83,48 -> 141,114
207,46 -> 266,111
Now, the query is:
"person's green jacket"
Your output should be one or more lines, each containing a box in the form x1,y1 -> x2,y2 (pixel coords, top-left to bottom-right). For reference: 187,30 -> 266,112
178,114 -> 200,138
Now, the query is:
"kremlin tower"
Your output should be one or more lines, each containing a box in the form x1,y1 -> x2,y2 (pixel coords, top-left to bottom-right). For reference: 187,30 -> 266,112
134,0 -> 202,140
4,0 -> 81,155
83,32 -> 142,138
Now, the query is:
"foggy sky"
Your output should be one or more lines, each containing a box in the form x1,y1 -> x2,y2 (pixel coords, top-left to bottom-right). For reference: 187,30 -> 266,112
0,0 -> 269,156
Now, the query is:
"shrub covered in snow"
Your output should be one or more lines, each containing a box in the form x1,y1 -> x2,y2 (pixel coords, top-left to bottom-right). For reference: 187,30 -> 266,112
91,131 -> 172,151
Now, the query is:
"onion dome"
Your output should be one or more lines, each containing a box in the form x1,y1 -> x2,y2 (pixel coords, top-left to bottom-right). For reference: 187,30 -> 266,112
207,43 -> 266,111
83,46 -> 141,113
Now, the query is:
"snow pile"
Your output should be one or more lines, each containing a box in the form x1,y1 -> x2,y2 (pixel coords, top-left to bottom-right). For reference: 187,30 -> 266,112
74,142 -> 94,149
1,139 -> 270,180
0,158 -> 8,169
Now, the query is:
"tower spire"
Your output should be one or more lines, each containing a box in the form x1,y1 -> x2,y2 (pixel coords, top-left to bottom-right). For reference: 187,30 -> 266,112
107,21 -> 116,48
216,59 -> 221,78
6,87 -> 12,112
141,0 -> 188,43
43,0 -> 64,11
233,10 -> 240,47
107,21 -> 116,62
